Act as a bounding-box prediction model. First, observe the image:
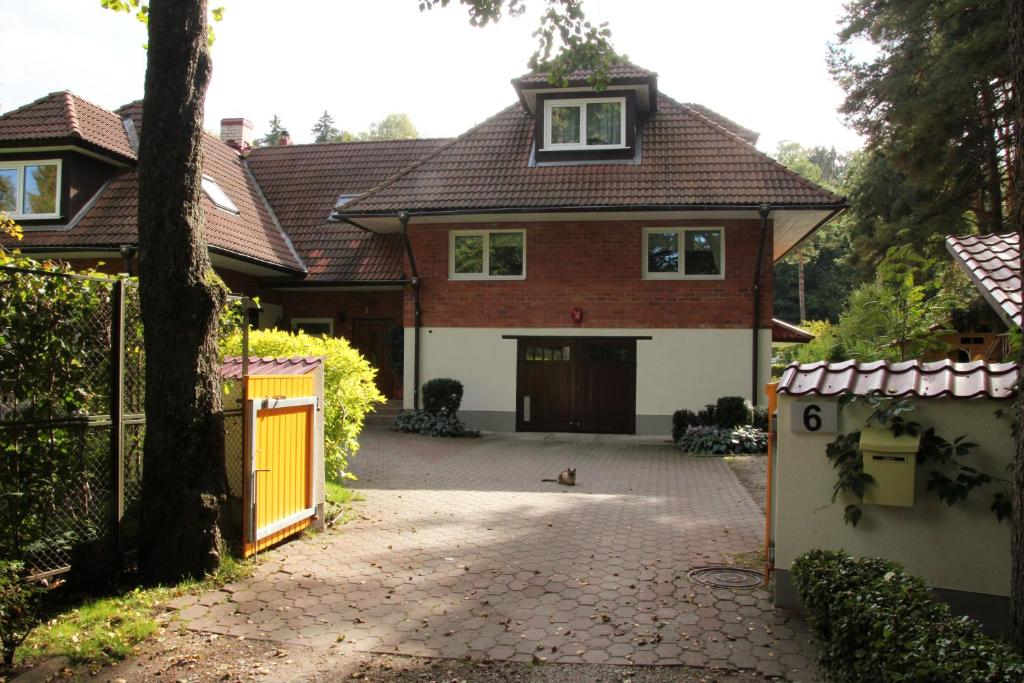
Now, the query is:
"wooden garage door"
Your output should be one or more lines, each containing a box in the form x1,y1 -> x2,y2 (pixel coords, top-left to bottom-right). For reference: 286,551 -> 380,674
516,339 -> 636,434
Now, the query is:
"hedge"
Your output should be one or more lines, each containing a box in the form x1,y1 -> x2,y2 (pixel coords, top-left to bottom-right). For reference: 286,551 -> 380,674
792,549 -> 1024,682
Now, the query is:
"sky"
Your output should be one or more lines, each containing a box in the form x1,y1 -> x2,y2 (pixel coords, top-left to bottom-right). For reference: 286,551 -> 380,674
1,0 -> 864,154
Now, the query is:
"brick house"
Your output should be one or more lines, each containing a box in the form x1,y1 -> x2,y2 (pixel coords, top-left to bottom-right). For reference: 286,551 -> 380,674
0,63 -> 845,434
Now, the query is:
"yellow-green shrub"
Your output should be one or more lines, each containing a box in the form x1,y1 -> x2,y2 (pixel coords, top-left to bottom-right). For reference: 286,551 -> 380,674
220,329 -> 384,481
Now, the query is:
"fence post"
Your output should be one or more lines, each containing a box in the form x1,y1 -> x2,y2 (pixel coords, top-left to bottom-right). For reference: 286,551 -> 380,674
110,278 -> 126,553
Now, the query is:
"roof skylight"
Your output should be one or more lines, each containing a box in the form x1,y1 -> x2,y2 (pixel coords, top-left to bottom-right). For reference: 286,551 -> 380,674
335,194 -> 359,208
201,175 -> 239,214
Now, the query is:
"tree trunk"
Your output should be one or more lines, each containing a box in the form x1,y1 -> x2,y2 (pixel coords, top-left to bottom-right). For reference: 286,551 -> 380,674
1008,0 -> 1024,654
798,258 -> 807,322
980,83 -> 1005,232
137,0 -> 227,583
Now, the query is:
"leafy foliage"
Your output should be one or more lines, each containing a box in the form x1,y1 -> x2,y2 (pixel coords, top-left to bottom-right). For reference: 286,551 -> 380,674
422,378 -> 464,416
713,396 -> 752,430
393,410 -> 480,438
671,409 -> 701,441
254,114 -> 288,147
220,329 -> 385,482
826,396 -> 1011,526
0,561 -> 44,666
792,550 -> 1024,682
311,110 -> 340,144
99,0 -> 225,45
676,426 -> 767,455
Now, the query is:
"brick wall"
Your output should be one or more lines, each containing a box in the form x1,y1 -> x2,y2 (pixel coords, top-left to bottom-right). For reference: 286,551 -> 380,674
405,219 -> 774,329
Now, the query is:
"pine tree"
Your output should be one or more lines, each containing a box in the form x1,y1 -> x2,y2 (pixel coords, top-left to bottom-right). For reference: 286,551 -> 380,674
311,110 -> 340,144
255,114 -> 287,147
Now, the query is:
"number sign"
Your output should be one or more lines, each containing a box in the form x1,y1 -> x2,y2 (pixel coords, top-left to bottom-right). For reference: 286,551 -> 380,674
791,399 -> 838,434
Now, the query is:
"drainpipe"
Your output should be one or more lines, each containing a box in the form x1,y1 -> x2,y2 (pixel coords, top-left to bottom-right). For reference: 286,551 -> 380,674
398,212 -> 422,409
752,204 -> 770,405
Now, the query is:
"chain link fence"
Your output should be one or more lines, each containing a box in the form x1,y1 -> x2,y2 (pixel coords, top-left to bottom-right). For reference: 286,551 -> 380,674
0,266 -> 248,577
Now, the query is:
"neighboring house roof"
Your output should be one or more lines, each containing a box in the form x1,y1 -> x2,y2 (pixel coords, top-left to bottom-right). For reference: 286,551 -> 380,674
219,355 -> 323,379
247,139 -> 448,281
945,232 -> 1021,327
777,359 -> 1018,400
0,91 -> 137,163
772,318 -> 814,344
511,61 -> 656,87
337,94 -> 844,216
4,97 -> 306,275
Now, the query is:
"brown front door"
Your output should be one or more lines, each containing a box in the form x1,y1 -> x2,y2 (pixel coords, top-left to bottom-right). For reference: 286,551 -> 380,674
516,338 -> 636,434
351,319 -> 395,398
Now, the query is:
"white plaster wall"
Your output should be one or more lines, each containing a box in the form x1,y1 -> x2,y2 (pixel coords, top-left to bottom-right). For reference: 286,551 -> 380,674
403,327 -> 772,415
774,396 -> 1013,597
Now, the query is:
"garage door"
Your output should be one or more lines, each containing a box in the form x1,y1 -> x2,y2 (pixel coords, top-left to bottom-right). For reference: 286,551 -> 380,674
516,338 -> 636,434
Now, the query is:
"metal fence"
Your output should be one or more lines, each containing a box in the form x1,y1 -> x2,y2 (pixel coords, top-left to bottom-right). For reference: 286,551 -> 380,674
0,265 -> 247,577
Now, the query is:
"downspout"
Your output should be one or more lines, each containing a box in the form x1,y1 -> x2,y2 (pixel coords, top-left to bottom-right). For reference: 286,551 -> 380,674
752,204 -> 771,405
398,212 -> 421,409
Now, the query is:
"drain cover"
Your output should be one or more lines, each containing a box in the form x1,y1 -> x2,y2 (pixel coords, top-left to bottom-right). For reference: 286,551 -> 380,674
687,566 -> 764,588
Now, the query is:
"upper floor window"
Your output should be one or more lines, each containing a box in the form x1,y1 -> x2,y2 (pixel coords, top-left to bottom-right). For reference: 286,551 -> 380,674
449,229 -> 525,280
0,160 -> 61,219
643,227 -> 724,279
543,97 -> 626,151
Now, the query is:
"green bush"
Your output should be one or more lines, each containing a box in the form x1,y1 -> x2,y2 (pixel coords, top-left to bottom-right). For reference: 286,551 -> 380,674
393,410 -> 479,438
220,329 -> 385,481
671,409 -> 701,441
751,406 -> 769,431
0,561 -> 44,666
714,396 -> 752,429
676,426 -> 766,454
422,378 -> 464,416
792,550 -> 1024,683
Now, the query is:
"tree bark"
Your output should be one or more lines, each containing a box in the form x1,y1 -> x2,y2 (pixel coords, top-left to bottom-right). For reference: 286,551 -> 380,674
798,258 -> 807,322
137,0 -> 227,582
1008,0 -> 1024,654
980,83 -> 1005,232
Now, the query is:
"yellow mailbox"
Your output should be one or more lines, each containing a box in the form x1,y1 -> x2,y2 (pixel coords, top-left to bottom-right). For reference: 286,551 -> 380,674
860,426 -> 920,507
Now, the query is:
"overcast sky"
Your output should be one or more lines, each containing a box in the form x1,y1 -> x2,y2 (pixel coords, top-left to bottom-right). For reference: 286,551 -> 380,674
2,0 -> 864,154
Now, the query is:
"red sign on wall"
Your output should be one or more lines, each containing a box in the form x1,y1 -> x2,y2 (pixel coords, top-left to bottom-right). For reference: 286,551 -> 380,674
571,307 -> 583,323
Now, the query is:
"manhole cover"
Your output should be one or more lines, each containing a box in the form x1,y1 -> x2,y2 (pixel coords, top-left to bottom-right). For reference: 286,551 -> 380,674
687,566 -> 764,588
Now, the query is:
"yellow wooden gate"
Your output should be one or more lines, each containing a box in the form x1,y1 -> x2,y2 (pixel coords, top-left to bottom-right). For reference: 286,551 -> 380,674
243,375 -> 317,557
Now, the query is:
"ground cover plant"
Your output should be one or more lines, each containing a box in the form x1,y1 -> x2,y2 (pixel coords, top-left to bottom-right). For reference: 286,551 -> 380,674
673,396 -> 768,455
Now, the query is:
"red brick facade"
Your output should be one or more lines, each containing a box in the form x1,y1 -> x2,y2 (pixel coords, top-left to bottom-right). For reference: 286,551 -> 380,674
405,219 -> 774,329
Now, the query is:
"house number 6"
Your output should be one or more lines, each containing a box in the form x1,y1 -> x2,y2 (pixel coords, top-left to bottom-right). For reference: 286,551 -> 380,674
792,399 -> 838,434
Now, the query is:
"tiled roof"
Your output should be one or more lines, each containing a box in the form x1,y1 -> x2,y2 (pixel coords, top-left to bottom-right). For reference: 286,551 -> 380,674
11,128 -> 306,274
777,359 -> 1018,400
247,139 -> 448,281
339,94 -> 844,215
0,91 -> 136,161
945,232 -> 1021,327
772,318 -> 814,344
683,103 -> 759,145
219,355 -> 323,380
512,61 -> 656,86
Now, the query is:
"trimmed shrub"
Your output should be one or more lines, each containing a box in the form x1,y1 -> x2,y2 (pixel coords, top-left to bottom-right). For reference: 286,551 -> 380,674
751,406 -> 769,431
671,409 -> 701,441
422,378 -> 464,416
393,410 -> 479,438
714,396 -> 752,429
220,329 -> 385,481
792,550 -> 1024,683
698,404 -> 717,426
676,425 -> 767,455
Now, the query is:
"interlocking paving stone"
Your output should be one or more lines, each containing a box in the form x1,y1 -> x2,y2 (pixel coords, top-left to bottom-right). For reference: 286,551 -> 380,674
181,429 -> 819,680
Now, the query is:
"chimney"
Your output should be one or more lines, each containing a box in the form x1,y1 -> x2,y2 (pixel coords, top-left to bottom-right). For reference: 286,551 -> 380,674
219,117 -> 254,151
278,130 -> 292,146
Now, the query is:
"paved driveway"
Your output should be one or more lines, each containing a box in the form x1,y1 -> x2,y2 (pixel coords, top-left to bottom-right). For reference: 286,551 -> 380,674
178,429 -> 819,680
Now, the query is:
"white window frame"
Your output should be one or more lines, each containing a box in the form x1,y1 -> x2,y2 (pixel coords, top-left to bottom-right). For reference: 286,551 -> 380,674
0,159 -> 62,220
642,227 -> 726,280
201,175 -> 240,215
290,318 -> 334,336
448,229 -> 527,281
542,97 -> 627,151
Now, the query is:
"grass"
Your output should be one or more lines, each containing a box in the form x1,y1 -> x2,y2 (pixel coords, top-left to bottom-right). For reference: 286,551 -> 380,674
325,480 -> 365,526
15,554 -> 252,671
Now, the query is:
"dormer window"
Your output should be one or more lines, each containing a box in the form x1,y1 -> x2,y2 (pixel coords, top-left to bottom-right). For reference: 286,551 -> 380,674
201,175 -> 240,214
543,97 -> 627,150
0,160 -> 61,220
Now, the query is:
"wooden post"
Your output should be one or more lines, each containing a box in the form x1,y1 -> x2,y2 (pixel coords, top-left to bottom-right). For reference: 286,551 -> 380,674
110,278 -> 126,552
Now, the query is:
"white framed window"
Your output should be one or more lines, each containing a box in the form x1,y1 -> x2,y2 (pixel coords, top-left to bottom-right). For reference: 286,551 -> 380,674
291,318 -> 334,336
201,175 -> 240,214
449,229 -> 526,280
642,227 -> 725,279
0,159 -> 62,219
542,97 -> 627,151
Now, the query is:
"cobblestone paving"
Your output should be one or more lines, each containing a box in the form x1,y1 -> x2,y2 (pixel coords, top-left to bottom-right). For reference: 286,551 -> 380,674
177,430 -> 819,681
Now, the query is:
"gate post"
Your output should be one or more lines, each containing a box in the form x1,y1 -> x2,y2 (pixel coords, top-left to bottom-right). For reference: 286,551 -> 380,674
110,278 -> 126,552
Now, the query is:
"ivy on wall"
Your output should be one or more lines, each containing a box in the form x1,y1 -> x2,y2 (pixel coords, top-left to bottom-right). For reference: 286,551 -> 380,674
826,395 -> 1012,526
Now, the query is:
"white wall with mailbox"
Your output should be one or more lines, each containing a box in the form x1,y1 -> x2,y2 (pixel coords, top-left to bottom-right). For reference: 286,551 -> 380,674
772,393 -> 1014,632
